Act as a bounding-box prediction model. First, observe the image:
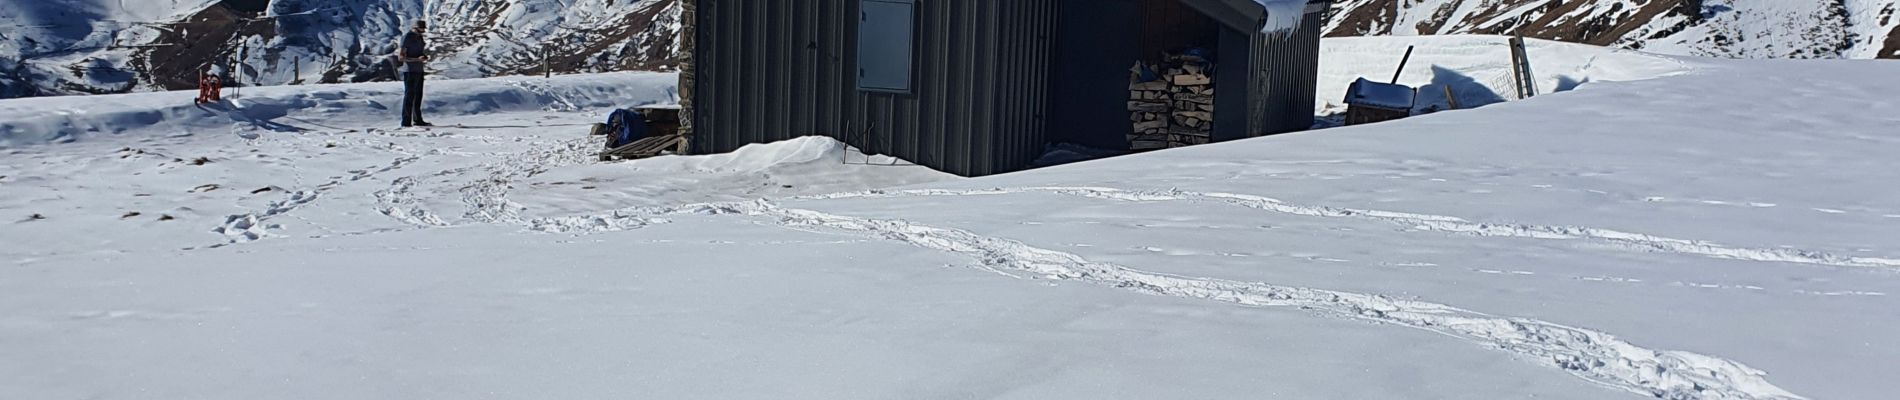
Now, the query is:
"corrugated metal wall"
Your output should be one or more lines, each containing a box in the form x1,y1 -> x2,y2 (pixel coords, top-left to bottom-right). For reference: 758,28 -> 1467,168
691,0 -> 1057,177
1249,1 -> 1328,136
688,0 -> 1322,176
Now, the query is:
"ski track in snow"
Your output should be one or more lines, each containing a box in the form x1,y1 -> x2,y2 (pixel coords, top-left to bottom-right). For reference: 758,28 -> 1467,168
797,187 -> 1900,271
521,198 -> 1806,400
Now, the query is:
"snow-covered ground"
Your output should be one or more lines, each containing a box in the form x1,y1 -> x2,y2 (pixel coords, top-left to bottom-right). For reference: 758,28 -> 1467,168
1317,35 -> 1693,115
0,71 -> 952,255
0,72 -> 679,146
4,37 -> 1898,399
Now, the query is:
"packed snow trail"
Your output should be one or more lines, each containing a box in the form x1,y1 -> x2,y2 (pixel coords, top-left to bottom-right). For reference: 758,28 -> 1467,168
524,198 -> 1805,400
795,187 -> 1900,270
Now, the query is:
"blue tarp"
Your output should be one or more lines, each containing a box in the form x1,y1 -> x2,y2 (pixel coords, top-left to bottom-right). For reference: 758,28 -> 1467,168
607,108 -> 649,147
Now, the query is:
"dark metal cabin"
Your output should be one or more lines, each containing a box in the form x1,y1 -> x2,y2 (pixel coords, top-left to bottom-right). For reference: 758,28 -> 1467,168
678,0 -> 1329,176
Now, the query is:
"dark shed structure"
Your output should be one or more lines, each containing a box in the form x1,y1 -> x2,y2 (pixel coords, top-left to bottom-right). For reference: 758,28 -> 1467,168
678,0 -> 1330,176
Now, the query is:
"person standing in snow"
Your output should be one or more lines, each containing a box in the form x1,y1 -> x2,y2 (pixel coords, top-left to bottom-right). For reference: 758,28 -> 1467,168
395,20 -> 433,127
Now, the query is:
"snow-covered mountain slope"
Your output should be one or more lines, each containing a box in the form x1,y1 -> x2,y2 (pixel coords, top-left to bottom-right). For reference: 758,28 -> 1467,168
262,0 -> 685,79
0,0 -> 682,98
3,36 -> 1899,399
0,0 -> 223,97
6,0 -> 1893,100
1325,0 -> 1900,59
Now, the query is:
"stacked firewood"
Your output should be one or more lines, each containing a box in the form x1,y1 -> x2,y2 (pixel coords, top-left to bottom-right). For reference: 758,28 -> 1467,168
1127,56 -> 1214,150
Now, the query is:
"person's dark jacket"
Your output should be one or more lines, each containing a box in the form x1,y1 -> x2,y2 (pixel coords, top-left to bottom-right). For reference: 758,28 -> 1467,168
400,32 -> 427,75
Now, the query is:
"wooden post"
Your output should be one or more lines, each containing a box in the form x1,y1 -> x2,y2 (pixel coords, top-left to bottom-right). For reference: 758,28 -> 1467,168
1508,32 -> 1538,99
1508,36 -> 1523,99
1443,84 -> 1459,110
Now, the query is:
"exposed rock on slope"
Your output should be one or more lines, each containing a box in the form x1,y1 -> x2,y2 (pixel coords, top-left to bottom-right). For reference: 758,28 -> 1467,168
1324,0 -> 1900,59
0,0 -> 684,98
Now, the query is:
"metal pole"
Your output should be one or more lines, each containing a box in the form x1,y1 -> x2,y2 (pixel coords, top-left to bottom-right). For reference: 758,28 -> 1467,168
1391,45 -> 1414,85
234,43 -> 243,100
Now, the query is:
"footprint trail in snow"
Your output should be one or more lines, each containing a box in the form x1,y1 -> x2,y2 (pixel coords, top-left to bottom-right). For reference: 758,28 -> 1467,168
522,198 -> 1808,400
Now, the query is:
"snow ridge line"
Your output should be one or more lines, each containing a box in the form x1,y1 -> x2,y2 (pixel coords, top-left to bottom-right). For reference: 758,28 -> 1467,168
532,199 -> 1804,400
798,187 -> 1900,270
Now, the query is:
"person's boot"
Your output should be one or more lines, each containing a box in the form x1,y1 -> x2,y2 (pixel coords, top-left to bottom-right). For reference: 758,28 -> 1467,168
414,121 -> 434,127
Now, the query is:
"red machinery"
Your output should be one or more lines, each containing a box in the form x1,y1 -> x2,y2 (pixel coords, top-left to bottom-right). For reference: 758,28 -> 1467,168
195,69 -> 223,104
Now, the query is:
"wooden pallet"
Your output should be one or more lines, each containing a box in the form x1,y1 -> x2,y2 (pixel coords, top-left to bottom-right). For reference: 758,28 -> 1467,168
597,105 -> 687,161
600,134 -> 687,161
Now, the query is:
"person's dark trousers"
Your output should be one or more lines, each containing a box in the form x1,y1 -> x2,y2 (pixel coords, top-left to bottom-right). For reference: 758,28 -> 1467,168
401,72 -> 427,126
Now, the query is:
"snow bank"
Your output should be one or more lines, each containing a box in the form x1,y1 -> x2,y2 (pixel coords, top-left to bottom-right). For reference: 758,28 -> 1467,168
514,136 -> 956,215
1317,35 -> 1692,114
643,136 -> 858,174
0,72 -> 678,146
